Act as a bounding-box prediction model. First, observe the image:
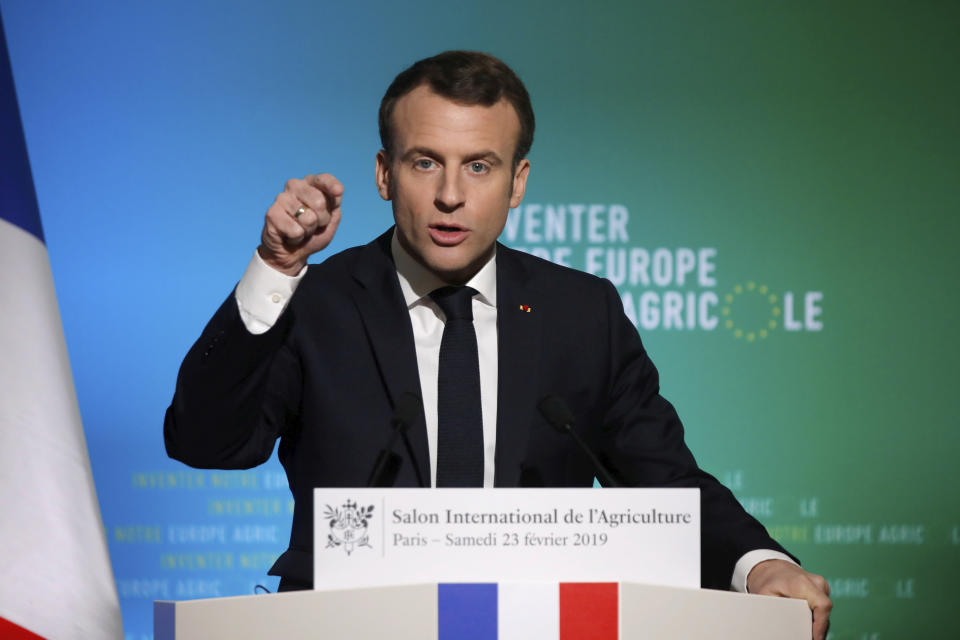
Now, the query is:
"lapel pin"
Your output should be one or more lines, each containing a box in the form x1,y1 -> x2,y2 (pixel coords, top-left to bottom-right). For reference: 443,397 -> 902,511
520,304 -> 532,312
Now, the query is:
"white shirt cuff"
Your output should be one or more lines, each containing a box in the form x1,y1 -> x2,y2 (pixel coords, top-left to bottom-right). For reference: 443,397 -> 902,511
234,250 -> 307,334
732,549 -> 798,593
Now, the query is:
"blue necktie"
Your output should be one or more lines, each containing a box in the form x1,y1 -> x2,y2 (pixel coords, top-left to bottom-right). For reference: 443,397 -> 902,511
430,286 -> 483,487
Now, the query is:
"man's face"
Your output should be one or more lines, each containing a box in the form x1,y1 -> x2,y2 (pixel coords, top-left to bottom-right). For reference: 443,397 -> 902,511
376,85 -> 530,284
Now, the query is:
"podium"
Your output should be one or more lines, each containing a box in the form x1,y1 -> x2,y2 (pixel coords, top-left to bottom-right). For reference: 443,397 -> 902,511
155,582 -> 810,639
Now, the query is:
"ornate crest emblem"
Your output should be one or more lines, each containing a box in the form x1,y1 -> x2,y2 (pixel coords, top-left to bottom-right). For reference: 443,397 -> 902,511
323,500 -> 374,555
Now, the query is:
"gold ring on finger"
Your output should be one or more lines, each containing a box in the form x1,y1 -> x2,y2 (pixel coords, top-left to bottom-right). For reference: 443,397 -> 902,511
294,206 -> 306,219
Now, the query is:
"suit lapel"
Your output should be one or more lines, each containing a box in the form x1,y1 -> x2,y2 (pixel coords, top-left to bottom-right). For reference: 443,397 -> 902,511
494,245 -> 542,486
350,230 -> 430,487
348,235 -> 542,488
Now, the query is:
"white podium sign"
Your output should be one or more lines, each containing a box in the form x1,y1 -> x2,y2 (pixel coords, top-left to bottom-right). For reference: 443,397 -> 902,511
313,488 -> 699,590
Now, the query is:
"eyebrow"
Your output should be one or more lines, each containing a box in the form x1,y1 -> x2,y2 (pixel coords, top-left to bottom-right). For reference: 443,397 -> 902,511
401,146 -> 504,165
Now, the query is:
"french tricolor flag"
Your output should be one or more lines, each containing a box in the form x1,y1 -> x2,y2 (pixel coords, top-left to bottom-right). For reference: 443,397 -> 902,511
439,583 -> 618,639
0,14 -> 123,639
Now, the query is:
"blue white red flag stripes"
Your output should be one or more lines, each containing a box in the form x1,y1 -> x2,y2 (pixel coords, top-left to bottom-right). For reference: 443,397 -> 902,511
438,583 -> 618,639
0,13 -> 123,639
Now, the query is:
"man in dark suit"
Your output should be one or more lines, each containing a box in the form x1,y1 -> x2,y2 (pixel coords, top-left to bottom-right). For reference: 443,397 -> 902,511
164,51 -> 831,637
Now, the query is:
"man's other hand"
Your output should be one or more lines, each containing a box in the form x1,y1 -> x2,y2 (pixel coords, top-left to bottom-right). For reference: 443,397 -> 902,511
259,173 -> 344,275
747,559 -> 832,640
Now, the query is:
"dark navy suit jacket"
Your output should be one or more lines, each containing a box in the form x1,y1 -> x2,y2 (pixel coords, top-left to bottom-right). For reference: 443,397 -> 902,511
164,228 -> 793,589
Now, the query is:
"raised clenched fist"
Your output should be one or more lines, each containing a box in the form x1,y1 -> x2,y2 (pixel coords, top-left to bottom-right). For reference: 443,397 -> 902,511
258,173 -> 344,275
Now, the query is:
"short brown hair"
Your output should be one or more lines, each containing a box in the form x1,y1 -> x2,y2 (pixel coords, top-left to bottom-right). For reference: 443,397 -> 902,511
378,51 -> 535,169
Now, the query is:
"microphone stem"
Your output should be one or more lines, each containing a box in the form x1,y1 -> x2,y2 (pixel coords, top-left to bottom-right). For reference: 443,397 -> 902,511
563,424 -> 621,488
367,422 -> 404,488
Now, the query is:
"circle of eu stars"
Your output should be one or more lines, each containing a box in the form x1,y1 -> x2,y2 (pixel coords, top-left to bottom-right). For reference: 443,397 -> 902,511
721,282 -> 780,342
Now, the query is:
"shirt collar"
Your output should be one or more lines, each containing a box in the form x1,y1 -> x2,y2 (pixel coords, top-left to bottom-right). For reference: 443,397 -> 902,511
391,229 -> 497,309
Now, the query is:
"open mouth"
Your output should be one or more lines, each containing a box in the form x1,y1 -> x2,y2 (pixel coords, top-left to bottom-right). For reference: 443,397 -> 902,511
429,224 -> 469,246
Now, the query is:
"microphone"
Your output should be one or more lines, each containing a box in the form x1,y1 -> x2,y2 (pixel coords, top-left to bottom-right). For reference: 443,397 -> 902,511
367,392 -> 422,487
537,394 -> 621,488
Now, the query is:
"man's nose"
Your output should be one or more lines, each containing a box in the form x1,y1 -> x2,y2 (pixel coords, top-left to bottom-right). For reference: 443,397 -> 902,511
435,170 -> 465,212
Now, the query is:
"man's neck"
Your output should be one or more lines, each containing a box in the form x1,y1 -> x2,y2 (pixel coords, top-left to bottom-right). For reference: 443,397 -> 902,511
390,229 -> 497,308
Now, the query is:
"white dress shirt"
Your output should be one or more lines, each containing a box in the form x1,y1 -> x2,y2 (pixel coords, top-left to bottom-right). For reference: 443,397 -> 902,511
232,233 -> 795,591
390,233 -> 499,489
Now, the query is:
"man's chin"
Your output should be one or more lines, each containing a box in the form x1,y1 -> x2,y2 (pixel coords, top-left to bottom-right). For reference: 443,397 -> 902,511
430,263 -> 475,286
424,254 -> 485,286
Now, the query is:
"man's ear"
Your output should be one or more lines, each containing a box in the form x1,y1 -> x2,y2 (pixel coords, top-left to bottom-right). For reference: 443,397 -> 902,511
375,150 -> 392,201
509,158 -> 530,209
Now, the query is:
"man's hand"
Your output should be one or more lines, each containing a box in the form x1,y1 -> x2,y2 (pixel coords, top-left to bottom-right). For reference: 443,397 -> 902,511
259,173 -> 344,275
747,559 -> 832,640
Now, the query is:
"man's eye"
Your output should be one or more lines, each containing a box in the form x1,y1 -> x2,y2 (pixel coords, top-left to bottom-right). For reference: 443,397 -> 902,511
468,162 -> 489,174
415,159 -> 435,170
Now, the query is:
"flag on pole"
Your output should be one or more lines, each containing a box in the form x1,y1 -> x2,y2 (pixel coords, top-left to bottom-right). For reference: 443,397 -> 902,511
0,14 -> 123,640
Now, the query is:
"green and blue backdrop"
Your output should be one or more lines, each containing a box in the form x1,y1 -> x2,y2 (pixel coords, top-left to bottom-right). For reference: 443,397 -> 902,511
2,1 -> 957,637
